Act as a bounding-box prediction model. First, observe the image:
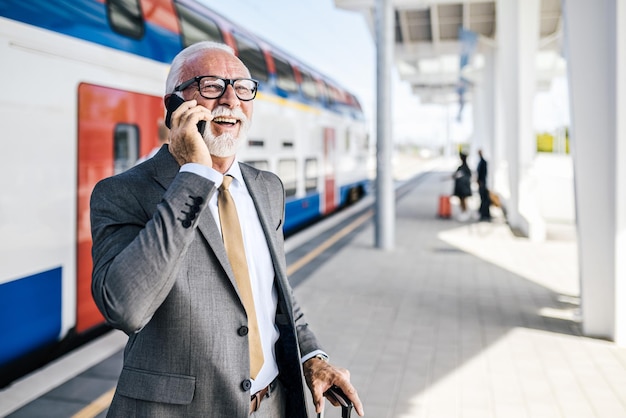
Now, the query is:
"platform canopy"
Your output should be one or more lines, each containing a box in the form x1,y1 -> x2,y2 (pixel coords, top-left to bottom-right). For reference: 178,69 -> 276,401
335,0 -> 565,105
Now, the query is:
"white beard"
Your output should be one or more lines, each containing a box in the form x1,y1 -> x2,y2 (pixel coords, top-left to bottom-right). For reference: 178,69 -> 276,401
204,130 -> 245,157
202,108 -> 250,157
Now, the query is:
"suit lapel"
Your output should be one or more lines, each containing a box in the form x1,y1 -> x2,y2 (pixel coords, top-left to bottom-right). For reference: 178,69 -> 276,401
241,165 -> 296,331
240,164 -> 279,253
151,155 -> 285,302
152,146 -> 235,290
240,163 -> 288,283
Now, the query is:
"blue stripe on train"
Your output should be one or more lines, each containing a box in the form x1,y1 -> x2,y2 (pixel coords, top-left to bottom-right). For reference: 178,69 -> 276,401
284,194 -> 321,235
0,267 -> 62,366
0,0 -> 362,117
0,0 -> 181,63
338,179 -> 370,206
284,179 -> 370,235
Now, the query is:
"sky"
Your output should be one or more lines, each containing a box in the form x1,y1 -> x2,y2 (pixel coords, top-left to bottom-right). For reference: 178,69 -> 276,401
198,0 -> 377,116
198,0 -> 375,101
199,0 -> 447,145
198,0 -> 569,148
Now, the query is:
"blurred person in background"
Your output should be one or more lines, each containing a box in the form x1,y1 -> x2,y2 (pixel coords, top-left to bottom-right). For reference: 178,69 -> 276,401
476,149 -> 491,221
453,152 -> 472,221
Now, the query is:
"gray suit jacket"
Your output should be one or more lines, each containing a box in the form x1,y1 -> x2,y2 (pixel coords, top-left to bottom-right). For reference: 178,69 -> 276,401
90,146 -> 320,417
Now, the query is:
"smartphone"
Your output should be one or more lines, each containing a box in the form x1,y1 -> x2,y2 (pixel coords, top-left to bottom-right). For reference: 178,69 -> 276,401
164,95 -> 206,135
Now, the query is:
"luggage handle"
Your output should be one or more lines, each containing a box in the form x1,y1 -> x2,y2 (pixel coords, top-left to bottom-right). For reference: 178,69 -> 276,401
317,385 -> 353,418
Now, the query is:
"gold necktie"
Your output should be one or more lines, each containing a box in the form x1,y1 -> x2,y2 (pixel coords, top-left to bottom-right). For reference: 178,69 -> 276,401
218,175 -> 264,379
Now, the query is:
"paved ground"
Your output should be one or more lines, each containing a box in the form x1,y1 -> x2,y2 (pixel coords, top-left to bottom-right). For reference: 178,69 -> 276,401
295,163 -> 626,418
3,156 -> 626,418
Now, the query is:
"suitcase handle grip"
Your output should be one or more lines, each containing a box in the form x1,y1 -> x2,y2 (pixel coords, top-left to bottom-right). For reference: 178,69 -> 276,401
317,385 -> 353,418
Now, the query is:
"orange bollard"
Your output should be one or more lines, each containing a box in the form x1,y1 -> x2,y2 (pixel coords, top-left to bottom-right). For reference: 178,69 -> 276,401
438,195 -> 451,218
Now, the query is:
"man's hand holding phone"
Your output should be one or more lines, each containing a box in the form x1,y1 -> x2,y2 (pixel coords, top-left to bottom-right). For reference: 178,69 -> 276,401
165,95 -> 213,168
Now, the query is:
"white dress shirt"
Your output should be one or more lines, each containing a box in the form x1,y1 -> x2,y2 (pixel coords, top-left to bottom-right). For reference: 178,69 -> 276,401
180,160 -> 328,394
181,160 -> 279,394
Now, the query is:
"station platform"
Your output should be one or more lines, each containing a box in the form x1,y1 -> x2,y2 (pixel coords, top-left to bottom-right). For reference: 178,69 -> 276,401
3,156 -> 626,417
295,156 -> 626,417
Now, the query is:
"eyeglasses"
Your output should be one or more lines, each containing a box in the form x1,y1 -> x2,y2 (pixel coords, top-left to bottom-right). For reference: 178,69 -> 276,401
174,76 -> 258,101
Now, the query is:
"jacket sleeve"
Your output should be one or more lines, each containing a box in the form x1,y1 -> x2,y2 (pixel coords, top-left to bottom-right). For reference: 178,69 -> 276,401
90,171 -> 216,334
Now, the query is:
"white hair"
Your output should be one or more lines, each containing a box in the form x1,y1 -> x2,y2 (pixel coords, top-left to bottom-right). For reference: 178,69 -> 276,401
165,41 -> 246,95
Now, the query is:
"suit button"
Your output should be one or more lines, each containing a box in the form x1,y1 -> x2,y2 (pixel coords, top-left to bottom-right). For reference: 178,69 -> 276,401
193,196 -> 204,205
182,219 -> 192,228
190,205 -> 200,213
238,325 -> 249,336
241,379 -> 252,391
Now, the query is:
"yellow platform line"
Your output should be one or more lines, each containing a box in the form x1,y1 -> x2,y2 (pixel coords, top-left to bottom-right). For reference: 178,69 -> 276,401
287,209 -> 373,276
71,387 -> 115,418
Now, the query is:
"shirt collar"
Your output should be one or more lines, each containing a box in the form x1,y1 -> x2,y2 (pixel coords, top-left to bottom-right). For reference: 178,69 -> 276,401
224,158 -> 244,189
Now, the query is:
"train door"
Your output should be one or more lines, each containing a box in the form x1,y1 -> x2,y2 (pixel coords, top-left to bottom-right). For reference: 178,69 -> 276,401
76,83 -> 164,333
323,127 -> 336,214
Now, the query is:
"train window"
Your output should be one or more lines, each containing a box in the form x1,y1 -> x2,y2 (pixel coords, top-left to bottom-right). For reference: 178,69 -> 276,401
106,0 -> 145,39
282,141 -> 294,148
244,160 -> 269,171
317,80 -> 330,105
175,4 -> 223,47
305,158 -> 318,193
278,159 -> 297,197
232,31 -> 268,82
114,124 -> 140,174
248,139 -> 265,147
350,94 -> 363,112
326,83 -> 343,104
300,71 -> 318,101
273,56 -> 298,93
322,81 -> 333,104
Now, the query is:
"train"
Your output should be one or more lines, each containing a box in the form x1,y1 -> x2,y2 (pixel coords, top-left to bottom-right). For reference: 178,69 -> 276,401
0,0 -> 371,387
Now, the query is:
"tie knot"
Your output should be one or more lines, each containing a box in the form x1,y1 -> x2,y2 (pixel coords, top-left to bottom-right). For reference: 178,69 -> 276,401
220,175 -> 233,192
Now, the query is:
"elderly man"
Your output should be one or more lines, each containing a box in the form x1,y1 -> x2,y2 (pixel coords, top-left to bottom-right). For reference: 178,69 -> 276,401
90,41 -> 363,417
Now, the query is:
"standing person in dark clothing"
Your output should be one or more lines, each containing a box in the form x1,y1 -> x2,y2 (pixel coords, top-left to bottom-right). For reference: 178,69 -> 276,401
476,149 -> 491,221
453,152 -> 472,220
